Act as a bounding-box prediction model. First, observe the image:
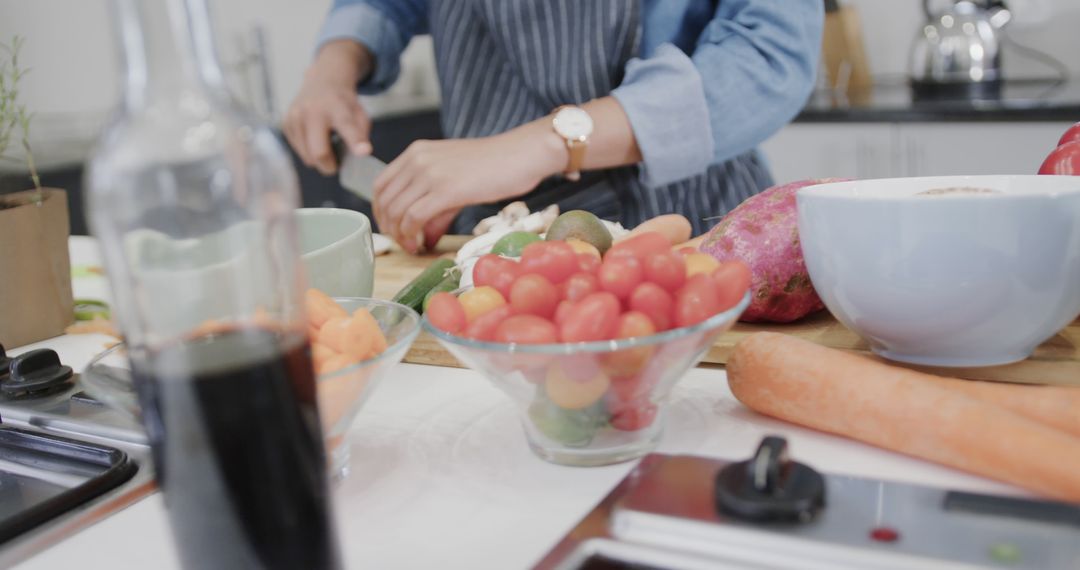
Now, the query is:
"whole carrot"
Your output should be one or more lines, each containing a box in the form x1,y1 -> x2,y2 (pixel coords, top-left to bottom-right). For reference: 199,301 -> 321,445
924,375 -> 1080,439
727,332 -> 1080,501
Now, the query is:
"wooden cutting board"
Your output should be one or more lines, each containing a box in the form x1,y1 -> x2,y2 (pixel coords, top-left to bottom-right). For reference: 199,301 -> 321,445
376,236 -> 1080,386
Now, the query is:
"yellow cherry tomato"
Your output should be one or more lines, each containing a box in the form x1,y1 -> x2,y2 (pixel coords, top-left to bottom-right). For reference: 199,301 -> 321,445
458,286 -> 507,323
684,252 -> 721,278
545,362 -> 610,410
565,238 -> 602,260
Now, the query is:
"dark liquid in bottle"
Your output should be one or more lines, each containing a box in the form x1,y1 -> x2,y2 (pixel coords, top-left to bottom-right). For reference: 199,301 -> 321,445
134,329 -> 340,569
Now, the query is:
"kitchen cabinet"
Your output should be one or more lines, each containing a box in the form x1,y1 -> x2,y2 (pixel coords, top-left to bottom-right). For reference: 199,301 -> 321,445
761,121 -> 1073,183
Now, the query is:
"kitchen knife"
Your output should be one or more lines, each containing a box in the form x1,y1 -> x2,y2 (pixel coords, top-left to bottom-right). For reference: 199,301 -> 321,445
332,134 -> 386,202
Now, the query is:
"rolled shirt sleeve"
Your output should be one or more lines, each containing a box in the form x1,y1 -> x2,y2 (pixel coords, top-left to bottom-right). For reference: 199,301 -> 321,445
614,0 -> 823,189
611,44 -> 715,190
316,0 -> 429,94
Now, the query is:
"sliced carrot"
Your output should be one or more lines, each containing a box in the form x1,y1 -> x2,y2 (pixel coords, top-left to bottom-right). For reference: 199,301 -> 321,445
727,332 -> 1080,501
317,317 -> 352,354
311,342 -> 337,371
305,288 -> 348,329
318,353 -> 357,376
351,308 -> 388,357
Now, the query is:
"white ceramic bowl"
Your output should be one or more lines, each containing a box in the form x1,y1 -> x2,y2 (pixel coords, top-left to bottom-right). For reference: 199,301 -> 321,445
797,175 -> 1080,367
297,208 -> 374,298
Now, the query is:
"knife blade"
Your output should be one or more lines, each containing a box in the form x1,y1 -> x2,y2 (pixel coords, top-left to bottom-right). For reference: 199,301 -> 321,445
332,134 -> 386,202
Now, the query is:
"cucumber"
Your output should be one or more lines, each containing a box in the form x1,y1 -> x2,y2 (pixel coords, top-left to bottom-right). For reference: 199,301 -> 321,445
422,269 -> 462,313
391,258 -> 456,311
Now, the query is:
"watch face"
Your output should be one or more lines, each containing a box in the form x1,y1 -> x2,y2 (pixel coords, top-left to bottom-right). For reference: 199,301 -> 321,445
553,107 -> 594,140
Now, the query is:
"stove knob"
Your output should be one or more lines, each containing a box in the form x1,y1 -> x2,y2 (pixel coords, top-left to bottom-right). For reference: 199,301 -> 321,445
714,436 -> 825,523
3,349 -> 74,396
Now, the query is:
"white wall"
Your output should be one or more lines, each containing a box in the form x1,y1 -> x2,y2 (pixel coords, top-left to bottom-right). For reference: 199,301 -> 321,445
846,0 -> 1080,81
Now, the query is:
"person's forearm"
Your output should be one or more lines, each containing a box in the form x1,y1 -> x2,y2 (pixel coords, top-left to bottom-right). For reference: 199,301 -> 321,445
511,96 -> 643,179
308,39 -> 375,88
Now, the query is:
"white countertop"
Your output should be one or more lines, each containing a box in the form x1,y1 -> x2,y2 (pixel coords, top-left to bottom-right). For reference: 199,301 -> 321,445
10,347 -> 1019,569
10,237 -> 1021,568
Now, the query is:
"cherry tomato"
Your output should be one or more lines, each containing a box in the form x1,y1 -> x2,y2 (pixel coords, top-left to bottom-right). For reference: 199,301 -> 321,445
519,241 -> 578,284
473,254 -> 519,298
493,314 -> 558,344
463,305 -> 513,341
711,261 -> 752,311
1058,122 -> 1080,147
643,251 -> 686,292
684,252 -> 721,278
545,363 -> 610,410
559,292 -> 620,343
554,300 -> 575,326
459,285 -> 507,323
565,238 -> 601,259
608,232 -> 670,263
674,274 -> 722,328
576,252 -> 601,274
602,311 -> 657,376
628,282 -> 674,331
426,292 -> 467,334
509,273 -> 559,318
610,402 -> 658,431
560,272 -> 599,302
598,254 -> 643,300
607,373 -> 650,406
1039,141 -> 1080,175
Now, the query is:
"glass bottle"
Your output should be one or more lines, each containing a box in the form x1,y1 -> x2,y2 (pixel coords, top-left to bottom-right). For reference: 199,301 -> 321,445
84,0 -> 341,568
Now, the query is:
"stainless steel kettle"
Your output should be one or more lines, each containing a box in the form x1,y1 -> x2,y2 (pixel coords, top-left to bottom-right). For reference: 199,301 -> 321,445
909,0 -> 1012,97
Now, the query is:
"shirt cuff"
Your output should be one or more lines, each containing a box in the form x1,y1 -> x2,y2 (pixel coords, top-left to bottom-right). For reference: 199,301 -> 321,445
316,3 -> 407,94
611,43 -> 714,188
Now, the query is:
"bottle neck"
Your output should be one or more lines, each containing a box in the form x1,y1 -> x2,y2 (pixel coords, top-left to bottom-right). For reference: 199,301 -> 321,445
114,0 -> 228,108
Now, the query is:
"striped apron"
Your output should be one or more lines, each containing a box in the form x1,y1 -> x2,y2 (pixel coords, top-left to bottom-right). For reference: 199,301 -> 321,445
430,0 -> 774,237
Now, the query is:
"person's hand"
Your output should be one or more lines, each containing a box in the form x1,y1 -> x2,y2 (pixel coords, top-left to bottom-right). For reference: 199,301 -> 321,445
373,122 -> 567,253
284,41 -> 374,175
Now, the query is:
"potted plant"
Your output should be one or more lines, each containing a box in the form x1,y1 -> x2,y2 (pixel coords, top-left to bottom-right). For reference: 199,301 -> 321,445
0,36 -> 73,347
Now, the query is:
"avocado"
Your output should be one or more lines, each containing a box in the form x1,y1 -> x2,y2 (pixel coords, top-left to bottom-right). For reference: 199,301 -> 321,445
545,210 -> 613,254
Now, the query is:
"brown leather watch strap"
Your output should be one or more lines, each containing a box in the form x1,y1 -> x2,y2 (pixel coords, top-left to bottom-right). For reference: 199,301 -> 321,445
565,139 -> 586,182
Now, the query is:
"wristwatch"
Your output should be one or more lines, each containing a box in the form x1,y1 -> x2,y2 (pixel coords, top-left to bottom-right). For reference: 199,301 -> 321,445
551,105 -> 593,182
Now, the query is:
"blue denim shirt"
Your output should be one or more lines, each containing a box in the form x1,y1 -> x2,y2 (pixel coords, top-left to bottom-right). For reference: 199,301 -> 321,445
318,0 -> 823,188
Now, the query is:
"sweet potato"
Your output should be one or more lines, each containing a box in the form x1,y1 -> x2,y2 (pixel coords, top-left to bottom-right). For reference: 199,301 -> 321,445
727,332 -> 1080,501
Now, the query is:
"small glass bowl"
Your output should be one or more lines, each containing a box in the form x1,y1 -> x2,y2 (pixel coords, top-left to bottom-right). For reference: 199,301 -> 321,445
81,298 -> 420,479
422,292 -> 750,466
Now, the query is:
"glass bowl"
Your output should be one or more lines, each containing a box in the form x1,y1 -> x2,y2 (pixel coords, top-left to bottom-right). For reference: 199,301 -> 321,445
422,292 -> 750,466
81,298 -> 420,479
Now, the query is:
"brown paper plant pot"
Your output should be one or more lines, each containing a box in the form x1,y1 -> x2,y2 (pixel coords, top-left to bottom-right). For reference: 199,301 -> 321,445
0,188 -> 74,347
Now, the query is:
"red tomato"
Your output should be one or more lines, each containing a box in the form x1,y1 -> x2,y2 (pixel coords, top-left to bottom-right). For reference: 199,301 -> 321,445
1058,122 -> 1080,147
602,312 -> 658,376
576,253 -> 601,274
519,241 -> 578,284
608,232 -> 670,263
426,292 -> 467,334
610,402 -> 658,431
1039,141 -> 1080,175
554,300 -> 575,326
559,292 -> 620,342
509,273 -> 559,318
463,305 -> 513,341
598,254 -> 643,300
493,314 -> 558,344
674,274 -> 722,328
560,272 -> 599,302
607,373 -> 650,407
628,282 -> 674,331
711,261 -> 752,311
643,251 -> 687,292
473,254 -> 519,298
